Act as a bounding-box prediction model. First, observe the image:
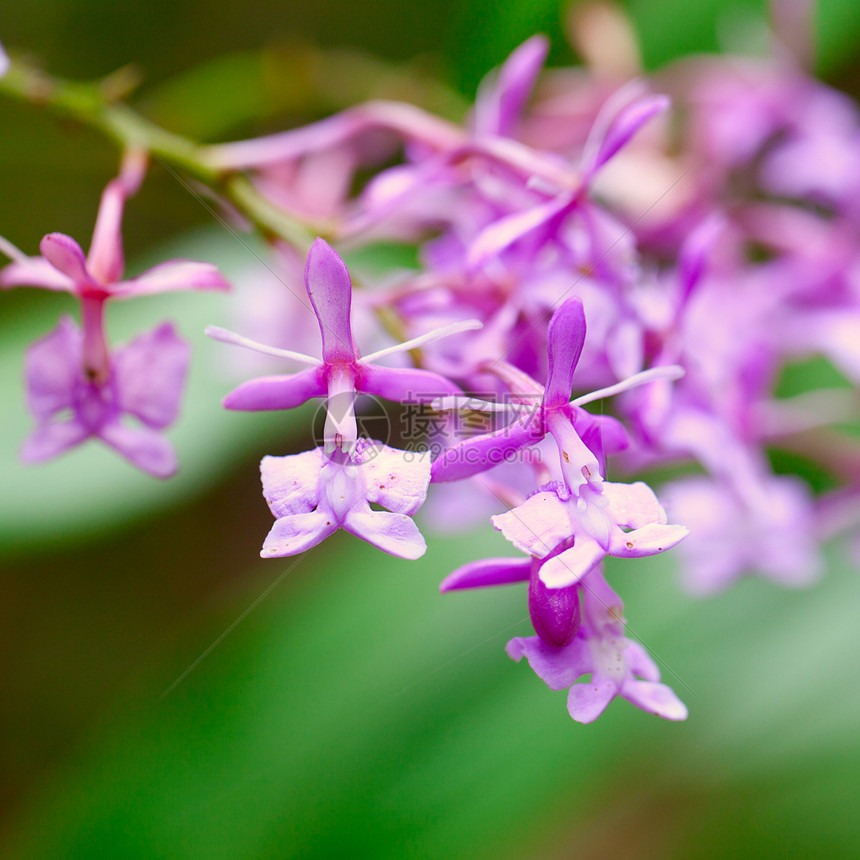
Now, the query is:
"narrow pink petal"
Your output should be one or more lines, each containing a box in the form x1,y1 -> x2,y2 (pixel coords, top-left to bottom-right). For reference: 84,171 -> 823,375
538,537 -> 605,588
343,507 -> 426,559
622,680 -> 688,720
0,256 -> 76,292
474,35 -> 549,137
305,238 -> 356,364
260,450 -> 325,518
544,297 -> 586,410
40,233 -> 93,286
506,635 -> 592,691
440,557 -> 531,591
358,363 -> 461,402
261,511 -> 338,558
20,420 -> 90,463
24,316 -> 81,419
609,523 -> 689,558
492,491 -> 571,558
466,192 -> 575,271
85,152 -> 146,283
567,676 -> 617,723
222,366 -> 326,410
359,443 -> 430,515
115,260 -> 230,297
602,481 -> 667,529
114,323 -> 189,429
0,41 -> 9,78
98,421 -> 178,478
86,178 -> 127,284
584,93 -> 669,178
430,417 -> 540,483
678,213 -> 725,303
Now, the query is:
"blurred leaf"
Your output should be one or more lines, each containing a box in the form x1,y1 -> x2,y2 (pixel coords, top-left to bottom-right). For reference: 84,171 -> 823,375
4,528 -> 858,859
816,0 -> 860,76
445,0 -> 571,95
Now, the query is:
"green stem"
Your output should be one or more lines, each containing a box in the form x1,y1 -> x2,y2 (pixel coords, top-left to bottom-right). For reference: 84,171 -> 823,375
0,58 -> 319,250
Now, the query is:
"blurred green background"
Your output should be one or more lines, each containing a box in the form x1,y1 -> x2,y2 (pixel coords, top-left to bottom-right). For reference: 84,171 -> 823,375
2,1 -> 860,857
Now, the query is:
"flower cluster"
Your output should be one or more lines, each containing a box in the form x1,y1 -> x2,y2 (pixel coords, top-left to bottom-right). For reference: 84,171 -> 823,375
200,11 -> 860,722
4,3 -> 860,725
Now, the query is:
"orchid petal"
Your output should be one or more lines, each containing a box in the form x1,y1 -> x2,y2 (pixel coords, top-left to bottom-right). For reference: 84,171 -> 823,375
506,635 -> 592,691
261,511 -> 337,558
584,93 -> 669,178
40,233 -> 93,286
20,420 -> 90,463
430,417 -> 540,483
622,680 -> 688,720
98,421 -> 179,478
538,537 -> 605,588
602,481 -> 668,529
358,363 -> 461,402
116,260 -> 230,297
491,491 -> 571,558
343,507 -> 427,559
359,443 -> 430,515
305,238 -> 356,364
24,316 -> 81,419
222,366 -> 326,410
440,557 -> 531,592
473,35 -> 549,137
567,676 -> 617,723
624,641 -> 661,682
609,522 -> 689,558
86,178 -> 127,284
544,297 -> 587,410
466,192 -> 575,271
0,255 -> 76,292
114,323 -> 189,428
0,41 -> 9,78
575,412 -> 629,464
260,450 -> 325,517
678,213 -> 725,303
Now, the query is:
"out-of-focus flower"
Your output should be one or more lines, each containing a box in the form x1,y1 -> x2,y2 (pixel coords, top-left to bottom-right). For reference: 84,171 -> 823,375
0,155 -> 230,475
22,317 -> 189,477
662,470 -> 823,595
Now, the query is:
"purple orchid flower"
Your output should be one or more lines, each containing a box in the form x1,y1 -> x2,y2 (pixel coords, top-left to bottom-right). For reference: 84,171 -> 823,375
434,297 -> 685,641
0,41 -> 9,78
431,296 -> 678,486
208,238 -> 480,558
0,156 -> 230,475
21,316 -> 189,477
506,568 -> 688,723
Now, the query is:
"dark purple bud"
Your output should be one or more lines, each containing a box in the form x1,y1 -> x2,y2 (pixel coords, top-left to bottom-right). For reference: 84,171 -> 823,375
528,556 -> 581,647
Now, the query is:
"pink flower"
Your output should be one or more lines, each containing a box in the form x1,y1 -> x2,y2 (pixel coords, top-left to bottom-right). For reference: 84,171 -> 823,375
0,156 -> 230,474
209,238 -> 480,558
